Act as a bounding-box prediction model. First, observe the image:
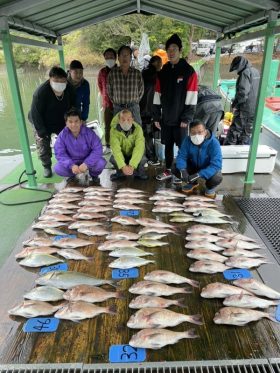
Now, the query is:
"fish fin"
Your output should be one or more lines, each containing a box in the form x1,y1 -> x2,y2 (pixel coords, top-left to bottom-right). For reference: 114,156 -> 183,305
175,298 -> 187,308
266,312 -> 278,323
185,328 -> 199,339
150,342 -> 163,349
183,287 -> 193,294
107,305 -> 117,315
110,280 -> 121,288
116,291 -> 126,299
187,279 -> 200,288
188,314 -> 204,325
86,257 -> 94,262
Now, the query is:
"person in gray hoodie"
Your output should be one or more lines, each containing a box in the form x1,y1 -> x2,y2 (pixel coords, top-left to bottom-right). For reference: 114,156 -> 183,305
224,56 -> 260,145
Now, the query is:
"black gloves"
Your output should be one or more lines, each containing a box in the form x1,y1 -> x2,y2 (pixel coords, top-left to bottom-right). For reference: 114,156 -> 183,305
188,173 -> 200,184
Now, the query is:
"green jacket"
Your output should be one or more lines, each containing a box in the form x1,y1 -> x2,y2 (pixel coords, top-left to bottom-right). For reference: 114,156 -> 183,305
110,115 -> 145,169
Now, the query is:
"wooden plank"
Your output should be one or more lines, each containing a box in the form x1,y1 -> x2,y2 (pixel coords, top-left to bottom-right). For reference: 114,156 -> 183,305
0,177 -> 280,364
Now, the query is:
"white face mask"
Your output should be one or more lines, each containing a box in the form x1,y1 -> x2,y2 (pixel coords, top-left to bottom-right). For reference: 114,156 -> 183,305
191,134 -> 205,146
120,123 -> 132,132
105,59 -> 116,68
50,81 -> 66,93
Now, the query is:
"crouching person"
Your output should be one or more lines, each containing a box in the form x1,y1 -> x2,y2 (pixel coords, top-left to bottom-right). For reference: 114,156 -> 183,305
176,119 -> 223,199
110,109 -> 148,181
54,108 -> 106,182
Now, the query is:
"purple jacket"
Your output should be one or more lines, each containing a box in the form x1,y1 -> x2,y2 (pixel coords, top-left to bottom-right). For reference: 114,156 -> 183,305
54,125 -> 105,169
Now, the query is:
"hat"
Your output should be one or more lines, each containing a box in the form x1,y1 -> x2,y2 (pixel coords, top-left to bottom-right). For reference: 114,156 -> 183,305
165,34 -> 182,50
69,60 -> 83,70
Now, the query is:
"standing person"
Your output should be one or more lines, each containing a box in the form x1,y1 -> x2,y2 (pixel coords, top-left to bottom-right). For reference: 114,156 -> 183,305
140,56 -> 162,166
131,46 -> 140,70
54,108 -> 106,182
68,60 -> 90,124
109,109 -> 147,181
153,44 -> 168,65
97,48 -> 117,154
153,33 -> 198,182
224,56 -> 260,145
28,66 -> 76,178
107,45 -> 144,125
176,119 -> 223,199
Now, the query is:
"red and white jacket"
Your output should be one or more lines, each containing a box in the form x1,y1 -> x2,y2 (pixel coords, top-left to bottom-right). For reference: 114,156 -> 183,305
152,58 -> 198,126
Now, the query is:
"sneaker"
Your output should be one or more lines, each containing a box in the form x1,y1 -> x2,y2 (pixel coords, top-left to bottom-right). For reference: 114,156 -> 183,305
144,162 -> 148,168
156,170 -> 172,181
134,173 -> 148,180
182,182 -> 199,195
205,189 -> 216,199
172,175 -> 182,185
43,167 -> 52,178
148,160 -> 160,166
110,171 -> 125,181
103,146 -> 111,155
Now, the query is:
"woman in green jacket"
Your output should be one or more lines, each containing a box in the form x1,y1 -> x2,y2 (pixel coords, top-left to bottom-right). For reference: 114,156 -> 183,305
110,110 -> 148,181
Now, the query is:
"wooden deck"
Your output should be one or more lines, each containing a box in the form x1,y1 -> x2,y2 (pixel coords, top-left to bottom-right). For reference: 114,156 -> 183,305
0,167 -> 280,364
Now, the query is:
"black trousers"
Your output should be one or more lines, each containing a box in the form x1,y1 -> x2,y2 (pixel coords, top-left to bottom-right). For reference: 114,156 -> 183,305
174,166 -> 223,189
161,125 -> 187,169
141,117 -> 157,161
224,111 -> 254,145
109,154 -> 147,174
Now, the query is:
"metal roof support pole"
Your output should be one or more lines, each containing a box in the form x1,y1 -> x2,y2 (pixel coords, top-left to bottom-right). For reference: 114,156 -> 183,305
213,35 -> 222,90
57,35 -> 65,71
0,17 -> 37,188
243,11 -> 277,197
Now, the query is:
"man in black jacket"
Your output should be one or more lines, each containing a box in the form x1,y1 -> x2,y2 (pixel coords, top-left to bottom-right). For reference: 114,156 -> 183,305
28,66 -> 76,177
152,33 -> 198,181
224,56 -> 260,145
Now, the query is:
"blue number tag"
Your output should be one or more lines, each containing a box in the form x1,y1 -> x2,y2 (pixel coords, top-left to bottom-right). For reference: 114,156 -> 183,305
112,268 -> 139,279
54,234 -> 77,241
223,268 -> 252,280
120,210 -> 140,217
276,305 -> 280,322
23,317 -> 60,333
40,262 -> 68,274
109,344 -> 146,363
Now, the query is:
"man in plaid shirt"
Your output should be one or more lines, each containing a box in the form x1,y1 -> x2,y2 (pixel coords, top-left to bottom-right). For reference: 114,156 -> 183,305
107,45 -> 144,125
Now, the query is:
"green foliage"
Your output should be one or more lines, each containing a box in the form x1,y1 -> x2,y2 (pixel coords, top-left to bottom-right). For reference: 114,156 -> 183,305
2,14 -> 209,68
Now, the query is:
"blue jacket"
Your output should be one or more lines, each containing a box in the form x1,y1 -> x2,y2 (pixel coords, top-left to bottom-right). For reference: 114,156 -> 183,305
75,79 -> 90,121
176,131 -> 222,179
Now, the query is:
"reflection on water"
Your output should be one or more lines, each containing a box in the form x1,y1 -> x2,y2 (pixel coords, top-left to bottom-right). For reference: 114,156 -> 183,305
0,68 -> 100,153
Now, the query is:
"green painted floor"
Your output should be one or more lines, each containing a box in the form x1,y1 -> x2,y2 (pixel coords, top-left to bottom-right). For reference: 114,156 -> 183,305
0,153 -> 58,268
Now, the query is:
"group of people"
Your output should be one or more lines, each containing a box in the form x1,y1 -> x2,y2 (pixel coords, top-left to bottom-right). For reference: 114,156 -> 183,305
28,32 -> 259,198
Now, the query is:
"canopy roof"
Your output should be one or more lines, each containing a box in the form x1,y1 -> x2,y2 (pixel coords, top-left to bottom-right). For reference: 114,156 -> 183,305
0,0 -> 279,41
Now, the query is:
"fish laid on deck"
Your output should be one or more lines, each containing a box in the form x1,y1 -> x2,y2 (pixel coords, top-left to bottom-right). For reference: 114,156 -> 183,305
127,307 -> 203,328
54,302 -> 116,321
233,279 -> 280,299
109,256 -> 155,269
189,260 -> 229,274
63,285 -> 123,302
36,271 -> 115,289
106,231 -> 140,241
111,216 -> 139,226
186,233 -> 221,243
24,286 -> 65,302
201,282 -> 252,298
113,203 -> 143,210
129,295 -> 186,309
109,247 -> 154,257
8,300 -> 62,318
72,212 -> 108,220
185,242 -> 224,251
186,224 -> 225,235
223,294 -> 280,309
144,270 -> 199,287
32,221 -> 67,229
53,237 -> 92,249
129,328 -> 198,349
23,237 -> 53,247
216,239 -> 262,250
187,249 -> 227,263
68,221 -> 103,229
213,306 -> 277,326
137,218 -> 175,229
56,249 -> 93,261
217,231 -> 257,242
137,239 -> 168,248
225,257 -> 269,269
129,281 -> 191,296
19,253 -> 64,267
222,248 -> 266,258
15,246 -> 58,258
98,240 -> 139,251
78,227 -> 110,236
39,214 -> 74,222
138,227 -> 176,235
152,206 -> 184,213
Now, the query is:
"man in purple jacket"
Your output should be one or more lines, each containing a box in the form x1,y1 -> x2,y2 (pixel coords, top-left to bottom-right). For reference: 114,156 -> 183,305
54,108 -> 106,181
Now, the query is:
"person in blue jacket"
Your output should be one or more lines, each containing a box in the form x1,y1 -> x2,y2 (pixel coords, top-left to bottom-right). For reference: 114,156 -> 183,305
176,119 -> 223,199
68,60 -> 90,123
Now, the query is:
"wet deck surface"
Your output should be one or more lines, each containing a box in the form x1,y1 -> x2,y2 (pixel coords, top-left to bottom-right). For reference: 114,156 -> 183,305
0,167 -> 280,364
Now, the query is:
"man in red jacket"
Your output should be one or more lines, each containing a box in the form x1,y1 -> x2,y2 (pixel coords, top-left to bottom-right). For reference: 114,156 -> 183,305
153,34 -> 198,182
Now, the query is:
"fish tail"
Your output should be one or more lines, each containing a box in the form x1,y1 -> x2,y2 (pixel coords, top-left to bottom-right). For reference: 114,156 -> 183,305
186,279 -> 200,288
107,305 -> 117,315
116,291 -> 126,299
182,287 -> 193,294
267,312 -> 278,323
110,280 -> 121,288
187,314 -> 204,325
175,298 -> 187,308
86,256 -> 94,262
183,328 -> 199,339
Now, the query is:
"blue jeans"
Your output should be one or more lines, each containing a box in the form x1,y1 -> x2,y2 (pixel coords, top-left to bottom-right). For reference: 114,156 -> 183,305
113,103 -> 142,126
